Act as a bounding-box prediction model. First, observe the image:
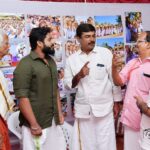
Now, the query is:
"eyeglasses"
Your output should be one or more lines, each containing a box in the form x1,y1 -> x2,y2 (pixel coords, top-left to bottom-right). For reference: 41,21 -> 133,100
136,40 -> 147,43
2,41 -> 9,46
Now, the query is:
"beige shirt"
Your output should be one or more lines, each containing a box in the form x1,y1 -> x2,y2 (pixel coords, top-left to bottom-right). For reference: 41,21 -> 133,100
0,70 -> 14,119
64,46 -> 122,118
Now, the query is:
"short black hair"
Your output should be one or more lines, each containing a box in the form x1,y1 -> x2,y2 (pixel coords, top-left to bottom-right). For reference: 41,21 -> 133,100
76,23 -> 95,38
146,31 -> 150,42
29,27 -> 52,51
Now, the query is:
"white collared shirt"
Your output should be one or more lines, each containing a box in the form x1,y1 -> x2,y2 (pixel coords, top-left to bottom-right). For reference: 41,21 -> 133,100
64,46 -> 122,118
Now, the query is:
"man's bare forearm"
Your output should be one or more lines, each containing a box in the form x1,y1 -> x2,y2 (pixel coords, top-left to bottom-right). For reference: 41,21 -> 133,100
19,97 -> 39,128
112,67 -> 124,86
72,61 -> 89,88
72,72 -> 82,88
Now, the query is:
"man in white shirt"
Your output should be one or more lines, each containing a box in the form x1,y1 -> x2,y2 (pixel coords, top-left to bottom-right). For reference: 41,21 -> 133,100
64,23 -> 122,150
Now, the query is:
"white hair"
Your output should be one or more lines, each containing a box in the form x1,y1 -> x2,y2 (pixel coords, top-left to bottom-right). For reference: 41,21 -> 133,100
0,29 -> 6,47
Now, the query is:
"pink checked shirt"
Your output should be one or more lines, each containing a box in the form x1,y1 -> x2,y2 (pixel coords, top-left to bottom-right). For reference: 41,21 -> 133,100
120,57 -> 150,131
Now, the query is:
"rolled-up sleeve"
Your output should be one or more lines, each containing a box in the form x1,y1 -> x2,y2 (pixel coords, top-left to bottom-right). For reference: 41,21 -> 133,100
119,60 -> 135,85
13,60 -> 32,98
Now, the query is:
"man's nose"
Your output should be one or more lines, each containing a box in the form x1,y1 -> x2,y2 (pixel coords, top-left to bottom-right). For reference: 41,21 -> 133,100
90,35 -> 96,40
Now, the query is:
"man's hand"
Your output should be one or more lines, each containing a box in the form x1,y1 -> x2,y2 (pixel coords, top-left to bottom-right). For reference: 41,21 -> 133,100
134,96 -> 144,109
59,113 -> 64,125
112,54 -> 124,86
134,96 -> 149,115
30,124 -> 42,136
112,54 -> 123,70
78,61 -> 90,78
113,102 -> 121,119
72,61 -> 90,88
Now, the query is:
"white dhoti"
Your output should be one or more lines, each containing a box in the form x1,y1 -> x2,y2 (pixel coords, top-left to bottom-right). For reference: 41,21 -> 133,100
22,119 -> 66,150
124,125 -> 140,150
72,112 -> 116,150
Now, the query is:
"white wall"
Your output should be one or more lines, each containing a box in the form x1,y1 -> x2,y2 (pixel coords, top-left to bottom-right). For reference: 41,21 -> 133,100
0,0 -> 150,30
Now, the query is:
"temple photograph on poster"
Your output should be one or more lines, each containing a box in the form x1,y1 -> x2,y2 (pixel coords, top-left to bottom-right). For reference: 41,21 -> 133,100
0,13 -> 27,67
94,15 -> 123,38
125,12 -> 143,43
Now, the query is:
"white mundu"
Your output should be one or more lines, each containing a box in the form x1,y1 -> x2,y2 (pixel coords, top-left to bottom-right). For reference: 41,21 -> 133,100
0,70 -> 14,119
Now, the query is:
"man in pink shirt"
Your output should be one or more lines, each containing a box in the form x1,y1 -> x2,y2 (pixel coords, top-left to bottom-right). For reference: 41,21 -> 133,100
112,31 -> 150,150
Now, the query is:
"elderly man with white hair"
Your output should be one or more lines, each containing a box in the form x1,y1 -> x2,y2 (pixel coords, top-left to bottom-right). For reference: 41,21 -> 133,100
0,29 -> 14,150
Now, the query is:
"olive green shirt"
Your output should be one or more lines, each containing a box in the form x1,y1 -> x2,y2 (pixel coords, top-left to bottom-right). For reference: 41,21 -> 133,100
13,51 -> 60,129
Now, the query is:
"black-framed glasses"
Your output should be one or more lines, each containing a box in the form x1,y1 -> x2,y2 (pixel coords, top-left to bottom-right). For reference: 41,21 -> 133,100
2,41 -> 9,46
136,40 -> 147,43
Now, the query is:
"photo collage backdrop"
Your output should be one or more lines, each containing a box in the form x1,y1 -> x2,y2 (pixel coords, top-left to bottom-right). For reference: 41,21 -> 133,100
0,12 -> 143,119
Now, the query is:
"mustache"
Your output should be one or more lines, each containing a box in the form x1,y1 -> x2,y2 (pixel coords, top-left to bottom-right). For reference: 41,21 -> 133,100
88,42 -> 95,45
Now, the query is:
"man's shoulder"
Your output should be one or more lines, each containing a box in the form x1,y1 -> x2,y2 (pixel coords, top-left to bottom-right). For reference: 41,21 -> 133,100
15,54 -> 33,71
67,51 -> 79,61
94,46 -> 112,56
19,53 -> 32,63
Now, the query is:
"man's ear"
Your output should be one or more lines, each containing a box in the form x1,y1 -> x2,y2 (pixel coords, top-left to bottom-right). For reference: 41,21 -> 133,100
146,43 -> 150,50
75,36 -> 80,43
37,41 -> 43,48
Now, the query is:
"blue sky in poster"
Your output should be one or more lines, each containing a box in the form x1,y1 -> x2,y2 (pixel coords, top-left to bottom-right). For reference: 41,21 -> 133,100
96,37 -> 124,47
75,16 -> 89,23
94,16 -> 120,25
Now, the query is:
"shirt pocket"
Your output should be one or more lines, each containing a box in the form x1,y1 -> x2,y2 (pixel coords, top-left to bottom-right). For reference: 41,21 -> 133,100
138,72 -> 150,93
92,66 -> 106,80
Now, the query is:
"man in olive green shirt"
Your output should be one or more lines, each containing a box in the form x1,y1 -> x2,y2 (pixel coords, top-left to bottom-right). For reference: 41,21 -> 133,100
13,27 -> 65,150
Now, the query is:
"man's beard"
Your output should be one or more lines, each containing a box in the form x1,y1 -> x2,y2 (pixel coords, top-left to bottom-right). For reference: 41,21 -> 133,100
42,45 -> 55,56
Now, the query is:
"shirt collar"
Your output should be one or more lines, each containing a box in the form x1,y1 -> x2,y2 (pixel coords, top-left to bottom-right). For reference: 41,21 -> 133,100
29,51 -> 54,61
78,46 -> 97,55
138,57 -> 150,63
146,57 -> 150,60
29,51 -> 40,60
